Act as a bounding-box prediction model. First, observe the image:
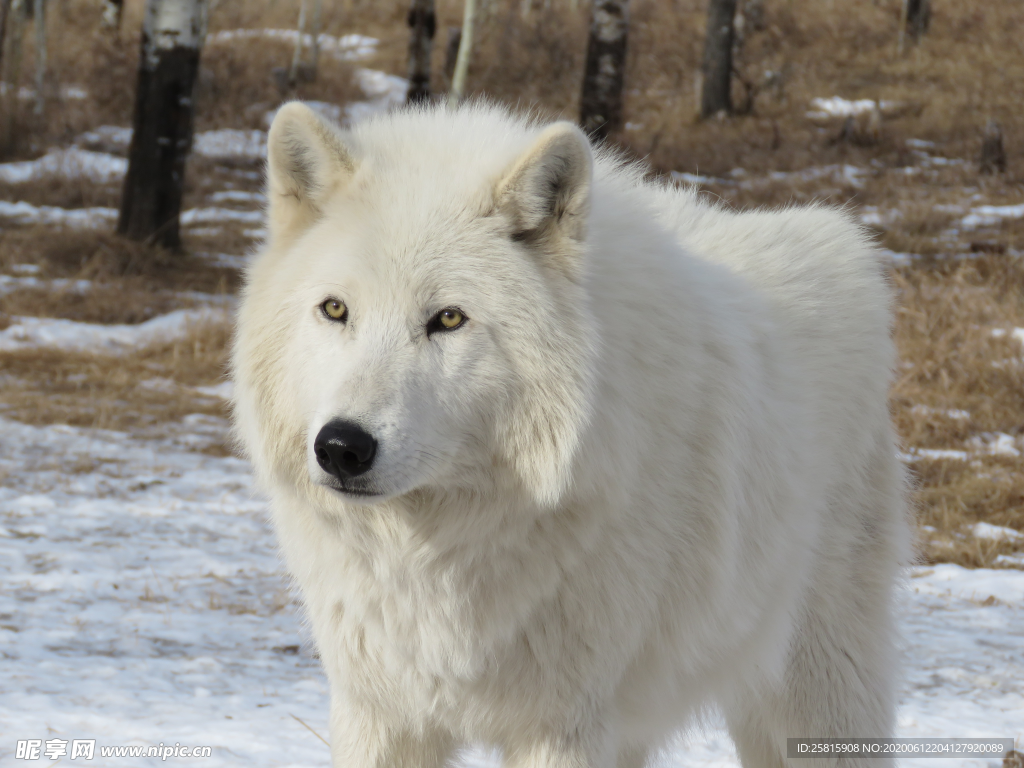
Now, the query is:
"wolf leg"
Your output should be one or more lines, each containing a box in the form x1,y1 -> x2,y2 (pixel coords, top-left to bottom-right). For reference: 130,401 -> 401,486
328,698 -> 453,768
504,725 -> 618,768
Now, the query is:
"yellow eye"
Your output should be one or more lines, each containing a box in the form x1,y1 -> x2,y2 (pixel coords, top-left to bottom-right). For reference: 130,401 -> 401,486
428,308 -> 467,335
439,309 -> 464,329
322,298 -> 347,321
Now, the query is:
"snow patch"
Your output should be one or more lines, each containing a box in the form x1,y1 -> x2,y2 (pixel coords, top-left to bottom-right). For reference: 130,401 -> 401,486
0,200 -> 117,228
971,523 -> 1024,543
0,308 -> 228,353
193,129 -> 267,161
181,207 -> 264,225
961,204 -> 1024,231
207,29 -> 378,62
0,147 -> 127,184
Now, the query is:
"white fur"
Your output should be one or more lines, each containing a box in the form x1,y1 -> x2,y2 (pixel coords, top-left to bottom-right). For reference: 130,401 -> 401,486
231,102 -> 910,768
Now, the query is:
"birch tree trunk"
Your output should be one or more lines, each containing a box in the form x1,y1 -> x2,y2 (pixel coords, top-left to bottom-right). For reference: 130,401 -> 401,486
118,0 -> 208,249
700,0 -> 737,119
447,0 -> 475,106
579,0 -> 629,140
405,0 -> 434,103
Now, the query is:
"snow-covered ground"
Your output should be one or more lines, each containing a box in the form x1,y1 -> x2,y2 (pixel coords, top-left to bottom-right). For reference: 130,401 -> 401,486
1,414 -> 1021,766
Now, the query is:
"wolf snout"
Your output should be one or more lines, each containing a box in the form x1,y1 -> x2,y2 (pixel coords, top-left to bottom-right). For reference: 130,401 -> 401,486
314,420 -> 378,479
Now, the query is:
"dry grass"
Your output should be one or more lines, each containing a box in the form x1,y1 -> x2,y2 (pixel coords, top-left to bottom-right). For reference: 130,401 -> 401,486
0,0 -> 1022,566
0,319 -> 231,441
892,255 -> 1024,568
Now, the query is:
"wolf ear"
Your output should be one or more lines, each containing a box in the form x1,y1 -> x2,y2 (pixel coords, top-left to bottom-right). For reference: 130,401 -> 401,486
495,122 -> 593,271
266,102 -> 355,237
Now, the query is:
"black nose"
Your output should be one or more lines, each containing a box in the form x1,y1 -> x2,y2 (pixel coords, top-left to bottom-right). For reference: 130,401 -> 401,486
314,420 -> 378,479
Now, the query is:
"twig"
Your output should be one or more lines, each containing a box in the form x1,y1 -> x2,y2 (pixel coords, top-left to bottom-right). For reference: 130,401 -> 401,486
290,713 -> 330,748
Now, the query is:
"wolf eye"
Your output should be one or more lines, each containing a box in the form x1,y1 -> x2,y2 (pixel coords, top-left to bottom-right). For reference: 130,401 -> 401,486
427,307 -> 466,334
321,298 -> 348,322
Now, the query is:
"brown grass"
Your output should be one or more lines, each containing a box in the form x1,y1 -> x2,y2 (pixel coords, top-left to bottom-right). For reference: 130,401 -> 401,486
892,255 -> 1024,567
0,319 -> 231,439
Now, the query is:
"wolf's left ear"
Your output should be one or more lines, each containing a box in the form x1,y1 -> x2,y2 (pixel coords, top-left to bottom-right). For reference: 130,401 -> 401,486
496,122 -> 593,270
266,102 -> 356,238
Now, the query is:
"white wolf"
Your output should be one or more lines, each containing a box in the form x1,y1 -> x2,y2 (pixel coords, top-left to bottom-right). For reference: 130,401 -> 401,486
231,101 -> 909,768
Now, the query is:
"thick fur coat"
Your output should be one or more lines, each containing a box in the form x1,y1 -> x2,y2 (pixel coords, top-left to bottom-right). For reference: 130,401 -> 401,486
230,102 -> 910,768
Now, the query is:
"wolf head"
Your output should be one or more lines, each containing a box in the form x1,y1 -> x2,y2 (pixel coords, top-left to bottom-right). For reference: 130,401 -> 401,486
231,103 -> 598,511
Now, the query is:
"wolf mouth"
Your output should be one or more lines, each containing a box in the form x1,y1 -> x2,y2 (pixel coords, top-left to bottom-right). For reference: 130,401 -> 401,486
325,482 -> 382,498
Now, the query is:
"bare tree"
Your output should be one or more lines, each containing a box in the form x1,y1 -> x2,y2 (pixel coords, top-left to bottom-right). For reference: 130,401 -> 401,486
31,0 -> 42,115
447,0 -> 476,106
0,0 -> 12,75
288,0 -> 306,86
406,0 -> 435,103
700,0 -> 738,119
309,0 -> 322,80
980,121 -> 1006,175
899,0 -> 929,52
118,0 -> 208,249
579,0 -> 630,140
1,0 -> 26,154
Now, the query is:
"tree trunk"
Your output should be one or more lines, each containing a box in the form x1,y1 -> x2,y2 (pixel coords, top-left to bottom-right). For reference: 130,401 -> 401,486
579,0 -> 629,141
0,0 -> 11,76
447,0 -> 475,106
288,0 -> 306,86
31,0 -> 42,116
443,26 -> 460,87
905,0 -> 929,41
1,0 -> 25,155
979,121 -> 1006,175
700,0 -> 738,119
118,0 -> 208,249
405,0 -> 435,103
309,0 -> 322,80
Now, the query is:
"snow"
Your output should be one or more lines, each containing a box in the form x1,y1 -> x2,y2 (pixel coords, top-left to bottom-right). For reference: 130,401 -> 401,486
900,448 -> 969,462
0,199 -> 265,231
207,29 -> 379,62
346,69 -> 408,124
0,308 -> 228,353
910,405 -> 971,420
1,412 -> 1021,766
0,274 -> 92,296
210,190 -> 265,204
972,523 -> 1024,543
961,204 -> 1024,231
990,327 -> 1024,345
0,200 -> 118,228
807,96 -> 881,118
967,432 -> 1021,458
0,147 -> 127,184
181,206 -> 265,225
805,96 -> 901,121
76,124 -> 133,151
194,129 -> 267,161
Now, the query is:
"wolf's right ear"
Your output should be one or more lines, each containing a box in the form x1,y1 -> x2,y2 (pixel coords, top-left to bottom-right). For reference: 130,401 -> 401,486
266,102 -> 356,237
